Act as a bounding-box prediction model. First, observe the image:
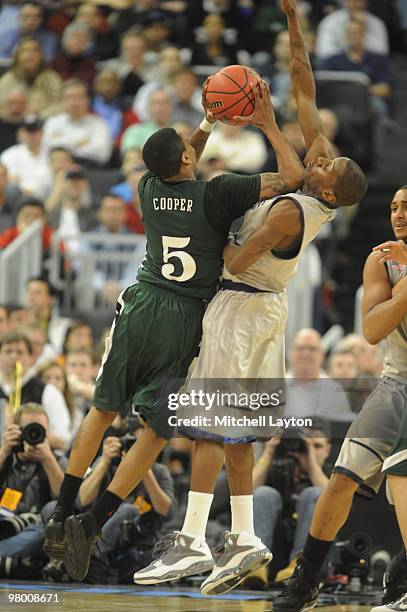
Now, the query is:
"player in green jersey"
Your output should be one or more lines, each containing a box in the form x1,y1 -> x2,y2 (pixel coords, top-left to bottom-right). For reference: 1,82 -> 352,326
44,79 -> 305,582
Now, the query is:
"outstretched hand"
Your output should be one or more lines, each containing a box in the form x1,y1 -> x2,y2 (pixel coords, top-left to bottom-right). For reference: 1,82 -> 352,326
372,240 -> 407,265
232,79 -> 275,130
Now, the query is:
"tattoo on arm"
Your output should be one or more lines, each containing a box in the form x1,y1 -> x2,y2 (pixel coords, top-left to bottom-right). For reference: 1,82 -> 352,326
260,173 -> 288,198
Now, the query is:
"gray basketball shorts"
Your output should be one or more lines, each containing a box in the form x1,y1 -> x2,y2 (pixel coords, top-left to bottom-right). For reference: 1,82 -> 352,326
334,376 -> 407,499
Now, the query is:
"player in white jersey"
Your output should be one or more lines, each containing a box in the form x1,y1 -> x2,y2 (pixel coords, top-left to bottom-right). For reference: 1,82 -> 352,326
133,0 -> 367,595
274,182 -> 407,612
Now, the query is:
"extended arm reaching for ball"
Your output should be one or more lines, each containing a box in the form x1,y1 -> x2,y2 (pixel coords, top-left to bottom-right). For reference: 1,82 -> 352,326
233,79 -> 305,198
282,0 -> 335,162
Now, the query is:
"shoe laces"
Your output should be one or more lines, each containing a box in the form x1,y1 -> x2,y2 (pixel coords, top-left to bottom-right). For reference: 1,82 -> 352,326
152,531 -> 180,559
283,559 -> 315,592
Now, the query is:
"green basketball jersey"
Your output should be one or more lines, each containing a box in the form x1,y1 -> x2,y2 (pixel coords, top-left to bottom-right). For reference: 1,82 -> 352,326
137,171 -> 261,299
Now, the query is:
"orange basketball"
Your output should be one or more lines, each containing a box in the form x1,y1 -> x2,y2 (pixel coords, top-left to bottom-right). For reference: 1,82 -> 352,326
205,65 -> 259,123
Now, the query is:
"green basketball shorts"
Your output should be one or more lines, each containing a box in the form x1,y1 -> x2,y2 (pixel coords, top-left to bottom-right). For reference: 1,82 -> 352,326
93,281 -> 205,439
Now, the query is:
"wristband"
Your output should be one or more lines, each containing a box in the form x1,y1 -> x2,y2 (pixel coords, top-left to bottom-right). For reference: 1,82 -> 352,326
199,118 -> 215,133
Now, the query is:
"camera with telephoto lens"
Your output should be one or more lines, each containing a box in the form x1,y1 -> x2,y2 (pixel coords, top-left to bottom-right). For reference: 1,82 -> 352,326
267,429 -> 308,513
13,423 -> 46,453
332,533 -> 373,584
111,434 -> 137,466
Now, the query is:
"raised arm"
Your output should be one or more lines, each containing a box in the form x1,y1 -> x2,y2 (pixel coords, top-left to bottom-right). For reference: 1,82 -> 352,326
362,252 -> 407,344
282,0 -> 335,161
233,79 -> 305,197
188,79 -> 217,162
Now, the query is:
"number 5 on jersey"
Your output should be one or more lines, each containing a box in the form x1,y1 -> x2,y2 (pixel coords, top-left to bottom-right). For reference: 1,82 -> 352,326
161,235 -> 197,282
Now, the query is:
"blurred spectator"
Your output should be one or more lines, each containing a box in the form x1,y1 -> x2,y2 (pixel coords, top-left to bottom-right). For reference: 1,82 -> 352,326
110,147 -> 144,203
319,108 -> 341,157
108,30 -> 146,102
268,30 -> 291,110
191,14 -> 238,67
75,2 -> 119,61
121,88 -> 172,153
142,10 -> 173,56
357,342 -> 383,377
315,0 -> 389,59
6,304 -> 30,331
0,1 -> 20,39
45,164 -> 97,250
200,122 -> 268,174
92,69 -> 139,148
133,46 -> 183,122
88,195 -> 138,303
77,423 -> 175,584
1,114 -> 51,199
25,276 -> 72,355
171,120 -> 194,140
0,198 -> 59,263
327,348 -> 359,379
64,348 -> 95,411
337,333 -> 369,367
252,427 -> 331,583
0,304 -> 9,336
62,321 -> 94,355
0,332 -> 71,449
0,88 -> 28,154
187,0 -> 255,49
49,22 -> 95,87
42,146 -> 74,200
38,360 -> 81,441
171,69 -> 202,126
42,80 -> 112,166
0,163 -> 22,233
0,403 -> 66,579
0,39 -> 62,118
285,328 -> 353,421
320,18 -> 392,125
0,2 -> 57,62
23,322 -> 56,374
111,159 -> 145,234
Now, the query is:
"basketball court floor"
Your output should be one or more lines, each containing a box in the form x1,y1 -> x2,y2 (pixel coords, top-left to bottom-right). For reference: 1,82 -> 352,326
0,581 -> 381,612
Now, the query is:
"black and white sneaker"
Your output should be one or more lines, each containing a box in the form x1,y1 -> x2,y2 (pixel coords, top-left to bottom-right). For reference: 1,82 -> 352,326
383,550 -> 407,605
133,531 -> 214,584
43,519 -> 65,563
273,557 -> 321,611
200,531 -> 272,596
372,592 -> 407,612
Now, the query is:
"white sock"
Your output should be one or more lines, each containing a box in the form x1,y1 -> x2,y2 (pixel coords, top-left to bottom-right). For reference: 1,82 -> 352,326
182,491 -> 213,539
230,495 -> 254,534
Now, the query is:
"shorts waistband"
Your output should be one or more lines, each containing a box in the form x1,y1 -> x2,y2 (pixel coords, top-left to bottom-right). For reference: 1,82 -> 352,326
220,279 -> 271,294
138,280 -> 208,304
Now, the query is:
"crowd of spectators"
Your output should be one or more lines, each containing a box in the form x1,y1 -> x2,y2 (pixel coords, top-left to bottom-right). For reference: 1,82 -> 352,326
0,0 -> 404,588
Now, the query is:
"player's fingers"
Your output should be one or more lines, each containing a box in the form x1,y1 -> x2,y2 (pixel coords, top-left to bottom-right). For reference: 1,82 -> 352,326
231,115 -> 251,124
372,241 -> 394,251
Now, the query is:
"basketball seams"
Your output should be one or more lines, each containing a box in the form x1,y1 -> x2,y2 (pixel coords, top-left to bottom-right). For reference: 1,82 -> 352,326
205,65 -> 257,119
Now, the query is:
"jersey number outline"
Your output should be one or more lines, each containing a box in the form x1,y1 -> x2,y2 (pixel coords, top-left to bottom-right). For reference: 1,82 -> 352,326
161,235 -> 197,282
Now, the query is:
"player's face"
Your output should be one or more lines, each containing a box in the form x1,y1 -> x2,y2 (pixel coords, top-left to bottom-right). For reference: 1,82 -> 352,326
390,189 -> 407,241
305,156 -> 347,200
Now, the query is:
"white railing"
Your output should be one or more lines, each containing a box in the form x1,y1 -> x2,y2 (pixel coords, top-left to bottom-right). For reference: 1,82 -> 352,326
49,232 -> 147,311
0,220 -> 43,304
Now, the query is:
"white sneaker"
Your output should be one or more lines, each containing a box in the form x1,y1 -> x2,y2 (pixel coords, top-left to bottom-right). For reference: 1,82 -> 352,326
371,593 -> 407,612
133,531 -> 214,584
200,531 -> 272,596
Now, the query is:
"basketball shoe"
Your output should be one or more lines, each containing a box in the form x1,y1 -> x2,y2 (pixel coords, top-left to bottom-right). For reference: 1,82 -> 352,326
200,531 -> 272,596
43,518 -> 65,563
273,557 -> 321,611
64,512 -> 101,582
383,550 -> 407,605
371,592 -> 407,612
133,531 -> 214,584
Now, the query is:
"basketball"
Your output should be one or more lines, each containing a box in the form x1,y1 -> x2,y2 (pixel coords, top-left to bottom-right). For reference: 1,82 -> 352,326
205,65 -> 259,123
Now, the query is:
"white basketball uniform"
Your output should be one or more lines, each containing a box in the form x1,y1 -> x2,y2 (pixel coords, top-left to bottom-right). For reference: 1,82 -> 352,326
176,192 -> 335,442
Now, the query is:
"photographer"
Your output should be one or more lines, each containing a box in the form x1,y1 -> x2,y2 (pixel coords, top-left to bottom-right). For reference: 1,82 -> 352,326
0,403 -> 66,576
253,427 -> 331,581
76,423 -> 176,583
